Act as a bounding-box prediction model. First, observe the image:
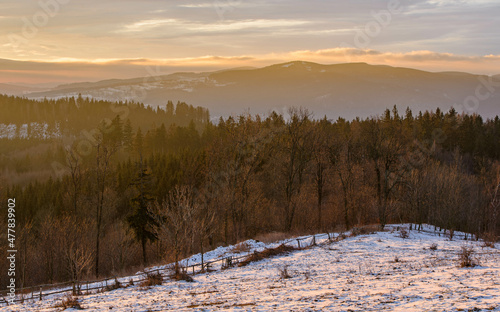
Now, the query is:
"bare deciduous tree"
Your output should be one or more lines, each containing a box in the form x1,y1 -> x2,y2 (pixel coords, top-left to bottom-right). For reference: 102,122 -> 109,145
150,185 -> 196,272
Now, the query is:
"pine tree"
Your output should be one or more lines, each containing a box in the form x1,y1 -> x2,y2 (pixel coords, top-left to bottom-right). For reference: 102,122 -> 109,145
122,119 -> 133,150
126,159 -> 158,265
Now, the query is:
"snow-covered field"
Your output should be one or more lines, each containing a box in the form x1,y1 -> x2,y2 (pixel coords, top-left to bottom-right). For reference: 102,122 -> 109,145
4,224 -> 500,311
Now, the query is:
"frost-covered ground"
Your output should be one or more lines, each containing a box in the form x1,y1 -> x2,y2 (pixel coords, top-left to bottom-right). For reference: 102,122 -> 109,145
4,224 -> 500,311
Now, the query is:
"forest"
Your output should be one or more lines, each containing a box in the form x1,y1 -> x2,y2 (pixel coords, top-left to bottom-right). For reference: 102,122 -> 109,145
0,94 -> 499,289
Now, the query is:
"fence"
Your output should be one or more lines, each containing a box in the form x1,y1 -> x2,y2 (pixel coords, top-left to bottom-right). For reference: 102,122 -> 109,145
0,232 -> 327,306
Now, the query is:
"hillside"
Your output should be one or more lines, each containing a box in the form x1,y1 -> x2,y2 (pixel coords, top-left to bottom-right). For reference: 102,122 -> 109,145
3,224 -> 499,311
5,62 -> 499,120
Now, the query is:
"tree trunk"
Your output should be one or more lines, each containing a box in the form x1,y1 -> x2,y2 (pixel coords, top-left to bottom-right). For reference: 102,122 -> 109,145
200,238 -> 204,272
141,236 -> 147,265
316,163 -> 323,231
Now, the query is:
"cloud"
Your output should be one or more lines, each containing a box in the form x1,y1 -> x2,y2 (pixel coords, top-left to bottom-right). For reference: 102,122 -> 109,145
118,18 -> 311,34
121,19 -> 179,32
0,0 -> 499,78
285,48 -> 500,73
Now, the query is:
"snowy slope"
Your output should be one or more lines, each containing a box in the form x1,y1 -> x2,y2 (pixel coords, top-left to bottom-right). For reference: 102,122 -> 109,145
3,224 -> 499,311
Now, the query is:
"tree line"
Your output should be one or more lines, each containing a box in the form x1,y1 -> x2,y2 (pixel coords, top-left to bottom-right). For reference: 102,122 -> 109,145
0,97 -> 499,290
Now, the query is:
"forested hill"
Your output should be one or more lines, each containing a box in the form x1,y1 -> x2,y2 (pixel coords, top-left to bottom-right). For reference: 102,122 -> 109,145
0,94 -> 209,185
0,94 -> 209,138
0,95 -> 499,291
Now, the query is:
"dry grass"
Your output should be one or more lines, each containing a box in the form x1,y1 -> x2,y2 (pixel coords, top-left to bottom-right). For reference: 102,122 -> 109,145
54,295 -> 83,310
239,244 -> 297,267
255,232 -> 293,244
140,272 -> 163,287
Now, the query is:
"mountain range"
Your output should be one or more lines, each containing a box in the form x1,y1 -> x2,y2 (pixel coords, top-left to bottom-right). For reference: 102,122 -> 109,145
1,61 -> 499,119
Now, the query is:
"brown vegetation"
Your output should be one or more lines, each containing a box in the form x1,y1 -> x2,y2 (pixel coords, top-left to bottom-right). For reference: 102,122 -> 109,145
54,295 -> 83,310
239,245 -> 298,267
140,272 -> 163,287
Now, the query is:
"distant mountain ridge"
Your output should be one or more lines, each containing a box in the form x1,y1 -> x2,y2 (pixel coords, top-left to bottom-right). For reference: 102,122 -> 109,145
2,61 -> 499,119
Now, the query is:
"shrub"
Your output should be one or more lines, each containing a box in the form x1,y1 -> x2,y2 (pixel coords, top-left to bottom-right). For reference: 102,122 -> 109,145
482,241 -> 496,248
140,272 -> 163,287
337,233 -> 347,241
170,266 -> 194,282
399,229 -> 409,239
349,227 -> 361,237
481,232 -> 497,248
358,225 -> 380,235
459,245 -> 477,268
54,295 -> 83,310
429,243 -> 438,250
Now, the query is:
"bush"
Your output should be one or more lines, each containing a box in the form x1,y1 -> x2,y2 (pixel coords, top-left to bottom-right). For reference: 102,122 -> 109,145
349,227 -> 361,237
481,232 -> 497,248
399,229 -> 409,239
278,265 -> 292,279
140,272 -> 163,287
54,295 -> 83,310
170,266 -> 194,282
429,243 -> 438,250
459,245 -> 477,268
359,225 -> 380,235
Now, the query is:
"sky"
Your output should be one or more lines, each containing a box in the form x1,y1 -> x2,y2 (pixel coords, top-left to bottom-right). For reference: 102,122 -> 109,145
1,0 -> 500,84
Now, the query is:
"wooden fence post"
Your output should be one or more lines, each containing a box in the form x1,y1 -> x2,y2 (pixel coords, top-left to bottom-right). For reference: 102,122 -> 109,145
39,286 -> 42,301
297,239 -> 301,249
312,235 -> 316,246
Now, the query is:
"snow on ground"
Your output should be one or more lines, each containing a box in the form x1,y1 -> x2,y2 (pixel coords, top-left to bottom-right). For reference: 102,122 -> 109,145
0,123 -> 60,139
3,224 -> 500,311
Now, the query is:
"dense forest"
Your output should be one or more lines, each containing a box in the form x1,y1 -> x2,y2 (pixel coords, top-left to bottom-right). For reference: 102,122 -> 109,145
0,95 -> 499,289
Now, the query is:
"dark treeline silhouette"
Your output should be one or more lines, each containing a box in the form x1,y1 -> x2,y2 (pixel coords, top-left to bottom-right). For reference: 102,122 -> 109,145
1,96 -> 499,290
0,94 -> 209,138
